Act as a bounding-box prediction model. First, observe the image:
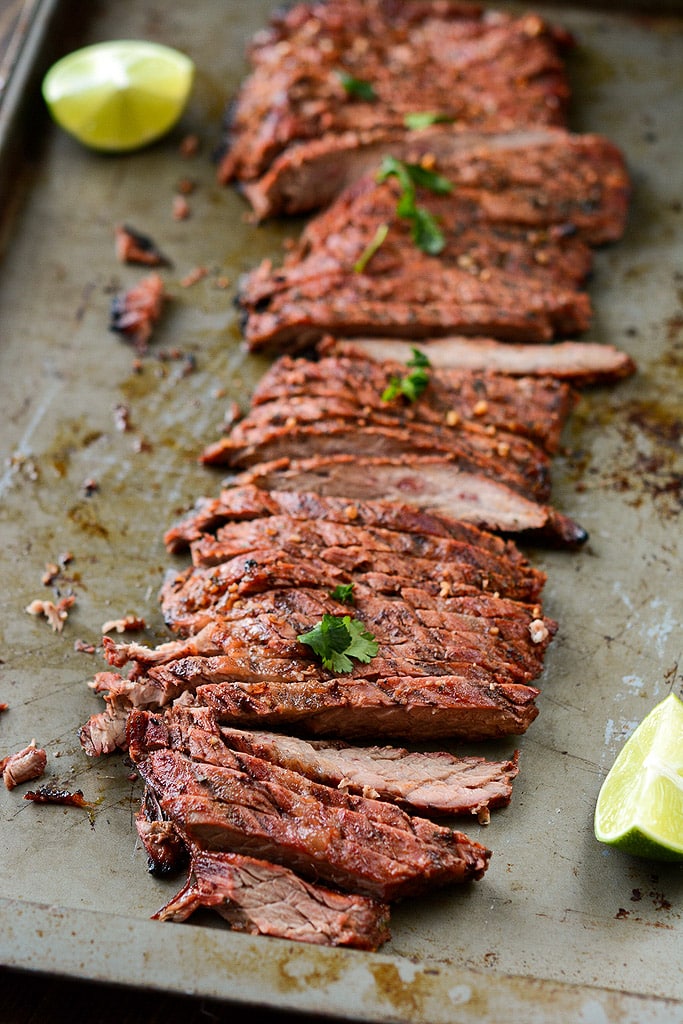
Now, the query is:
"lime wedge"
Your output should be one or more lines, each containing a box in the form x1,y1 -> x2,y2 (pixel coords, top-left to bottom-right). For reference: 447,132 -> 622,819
42,40 -> 195,152
594,692 -> 683,862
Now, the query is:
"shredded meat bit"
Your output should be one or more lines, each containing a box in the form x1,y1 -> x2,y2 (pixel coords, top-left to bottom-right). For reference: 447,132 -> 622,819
25,594 -> 76,632
0,703 -> 8,713
115,224 -> 170,267
101,615 -> 146,634
24,786 -> 89,808
180,265 -> 208,288
172,195 -> 191,221
74,638 -> 96,654
110,272 -> 167,353
1,740 -> 47,790
179,133 -> 200,157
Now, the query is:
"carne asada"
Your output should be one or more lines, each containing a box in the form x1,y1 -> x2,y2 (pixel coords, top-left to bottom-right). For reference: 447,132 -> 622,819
218,1 -> 574,191
153,845 -> 392,950
320,336 -> 636,385
128,710 -> 491,899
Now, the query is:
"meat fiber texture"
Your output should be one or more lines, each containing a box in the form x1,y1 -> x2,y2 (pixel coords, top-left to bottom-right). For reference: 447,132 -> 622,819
79,475 -> 558,758
218,1 -> 575,192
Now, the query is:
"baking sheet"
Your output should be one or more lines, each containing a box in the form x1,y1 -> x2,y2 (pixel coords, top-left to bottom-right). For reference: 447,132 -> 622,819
0,2 -> 681,1020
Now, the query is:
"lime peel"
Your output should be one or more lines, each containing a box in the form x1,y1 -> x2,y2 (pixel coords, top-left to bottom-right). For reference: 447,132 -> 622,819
594,692 -> 683,862
42,40 -> 195,153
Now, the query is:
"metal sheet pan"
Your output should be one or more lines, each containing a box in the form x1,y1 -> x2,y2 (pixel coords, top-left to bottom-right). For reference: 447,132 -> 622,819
0,2 -> 681,1020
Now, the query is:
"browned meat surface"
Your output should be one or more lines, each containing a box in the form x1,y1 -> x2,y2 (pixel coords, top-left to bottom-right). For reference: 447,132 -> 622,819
236,456 -> 587,546
321,336 -> 636,385
195,673 -> 539,742
217,725 -> 519,821
245,126 -> 630,229
216,353 -> 578,453
1,741 -> 47,791
154,846 -> 392,950
237,174 -> 595,351
128,715 -> 491,900
135,785 -> 190,877
218,1 -> 573,187
162,484 -> 547,572
184,516 -> 547,603
143,702 -> 518,819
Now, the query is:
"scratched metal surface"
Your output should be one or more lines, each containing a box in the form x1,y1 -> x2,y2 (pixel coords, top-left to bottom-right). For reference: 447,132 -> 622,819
0,2 -> 681,1021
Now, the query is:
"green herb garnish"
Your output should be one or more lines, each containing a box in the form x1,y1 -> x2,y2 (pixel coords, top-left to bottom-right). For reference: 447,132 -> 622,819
353,222 -> 389,273
329,582 -> 356,604
337,72 -> 377,101
376,155 -> 452,254
382,347 -> 432,403
297,614 -> 378,673
404,111 -> 454,130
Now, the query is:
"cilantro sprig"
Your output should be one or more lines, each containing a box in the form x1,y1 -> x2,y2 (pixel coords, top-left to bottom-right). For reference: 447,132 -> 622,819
382,347 -> 432,403
329,582 -> 355,604
403,111 -> 454,130
297,614 -> 378,673
337,72 -> 377,102
376,155 -> 452,255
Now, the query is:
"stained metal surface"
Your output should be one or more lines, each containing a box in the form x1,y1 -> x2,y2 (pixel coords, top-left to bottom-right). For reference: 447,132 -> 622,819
0,2 -> 681,1021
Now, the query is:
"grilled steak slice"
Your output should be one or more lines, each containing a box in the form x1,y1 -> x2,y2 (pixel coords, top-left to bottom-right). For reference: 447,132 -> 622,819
196,674 -> 539,742
235,456 -> 587,546
163,485 -> 549,584
244,125 -> 629,233
218,2 -> 573,186
145,702 -> 518,819
217,727 -> 519,821
241,354 -> 578,453
201,416 -> 553,503
321,336 -> 637,385
153,846 -> 392,950
109,602 -> 555,697
237,207 -> 593,353
128,720 -> 491,900
185,515 -> 546,603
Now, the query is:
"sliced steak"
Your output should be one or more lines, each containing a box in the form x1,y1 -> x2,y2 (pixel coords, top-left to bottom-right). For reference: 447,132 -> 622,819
201,416 -> 553,503
163,485 -> 552,575
128,716 -> 491,900
218,726 -> 519,822
185,514 -> 546,602
219,3 -> 573,186
153,846 -> 392,950
321,336 -> 637,385
243,354 -> 578,453
244,125 -> 629,233
147,702 -> 518,820
196,673 -> 539,742
235,456 -> 587,546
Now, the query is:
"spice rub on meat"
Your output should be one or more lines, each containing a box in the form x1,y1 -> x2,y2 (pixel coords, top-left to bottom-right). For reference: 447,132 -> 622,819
218,0 -> 575,202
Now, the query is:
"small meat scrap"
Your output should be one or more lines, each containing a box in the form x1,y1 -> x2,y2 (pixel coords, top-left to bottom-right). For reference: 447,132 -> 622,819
115,224 -> 170,267
1,740 -> 47,790
172,195 -> 190,221
26,594 -> 76,632
0,703 -> 8,713
24,786 -> 89,808
101,614 -> 146,634
74,638 -> 96,654
180,265 -> 208,288
179,133 -> 200,158
110,272 -> 167,353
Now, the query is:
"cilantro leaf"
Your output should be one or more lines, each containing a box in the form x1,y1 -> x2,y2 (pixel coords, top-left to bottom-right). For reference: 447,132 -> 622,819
404,111 -> 454,130
329,582 -> 356,604
297,614 -> 378,673
354,222 -> 389,273
410,205 -> 446,255
382,348 -> 432,403
337,72 -> 377,101
375,156 -> 451,255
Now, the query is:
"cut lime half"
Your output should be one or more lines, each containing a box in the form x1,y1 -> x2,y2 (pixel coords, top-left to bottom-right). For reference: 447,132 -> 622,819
594,692 -> 683,862
42,40 -> 195,153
